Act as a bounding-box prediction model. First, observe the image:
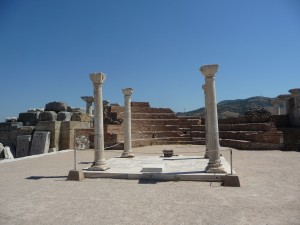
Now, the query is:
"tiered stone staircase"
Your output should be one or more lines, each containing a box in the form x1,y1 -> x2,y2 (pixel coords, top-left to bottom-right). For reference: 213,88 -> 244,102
104,102 -> 201,148
191,119 -> 284,150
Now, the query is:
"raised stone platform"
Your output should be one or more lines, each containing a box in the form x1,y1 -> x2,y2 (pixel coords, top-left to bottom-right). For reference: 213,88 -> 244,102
83,155 -> 236,182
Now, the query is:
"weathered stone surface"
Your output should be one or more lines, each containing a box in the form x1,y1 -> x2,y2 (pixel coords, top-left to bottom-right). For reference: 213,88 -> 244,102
16,135 -> 32,158
3,146 -> 14,159
0,143 -> 4,158
71,112 -> 91,122
5,117 -> 17,122
38,111 -> 57,121
0,122 -> 23,149
67,170 -> 84,181
30,131 -> 50,155
45,101 -> 68,113
57,112 -> 73,121
17,126 -> 35,136
27,108 -> 44,113
35,121 -> 61,149
18,112 -> 39,126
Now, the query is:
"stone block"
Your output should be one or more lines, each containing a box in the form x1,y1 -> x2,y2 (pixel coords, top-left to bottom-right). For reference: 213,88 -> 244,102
39,111 -> 57,121
17,126 -> 35,136
61,121 -> 90,130
0,143 -> 4,158
0,122 -> 23,131
67,170 -> 84,181
16,135 -> 32,158
30,131 -> 50,155
71,112 -> 91,122
3,146 -> 14,159
45,101 -> 68,113
36,121 -> 61,131
18,112 -> 39,126
57,112 -> 73,121
5,117 -> 17,122
223,175 -> 241,187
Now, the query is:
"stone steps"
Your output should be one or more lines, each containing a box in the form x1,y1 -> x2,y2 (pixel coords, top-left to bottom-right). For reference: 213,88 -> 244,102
219,139 -> 282,150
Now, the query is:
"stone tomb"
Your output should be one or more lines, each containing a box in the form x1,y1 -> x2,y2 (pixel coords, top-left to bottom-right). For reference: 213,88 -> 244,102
30,131 -> 50,155
16,135 -> 32,158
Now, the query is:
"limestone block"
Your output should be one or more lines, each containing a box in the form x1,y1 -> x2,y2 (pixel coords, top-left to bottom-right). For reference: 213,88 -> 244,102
39,111 -> 57,121
18,112 -> 39,126
57,112 -> 73,121
61,121 -> 90,130
67,170 -> 84,181
71,112 -> 91,122
45,101 -> 68,113
5,117 -> 17,122
0,122 -> 22,149
17,126 -> 35,136
36,121 -> 61,131
3,146 -> 14,159
0,143 -> 4,158
0,122 -> 23,131
16,135 -> 32,158
30,131 -> 50,155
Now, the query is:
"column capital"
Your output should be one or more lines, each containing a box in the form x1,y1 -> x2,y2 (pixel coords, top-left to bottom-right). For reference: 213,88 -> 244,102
81,96 -> 94,103
200,64 -> 219,78
122,88 -> 134,96
89,72 -> 106,84
202,84 -> 206,91
289,88 -> 300,97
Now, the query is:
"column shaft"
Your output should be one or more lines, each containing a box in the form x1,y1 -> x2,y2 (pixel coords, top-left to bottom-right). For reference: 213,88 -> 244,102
121,88 -> 134,158
200,64 -> 225,173
88,73 -> 108,171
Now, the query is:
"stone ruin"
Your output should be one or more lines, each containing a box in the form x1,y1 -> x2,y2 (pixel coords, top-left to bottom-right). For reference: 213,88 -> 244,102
76,102 -> 201,150
1,88 -> 299,160
0,101 -> 91,159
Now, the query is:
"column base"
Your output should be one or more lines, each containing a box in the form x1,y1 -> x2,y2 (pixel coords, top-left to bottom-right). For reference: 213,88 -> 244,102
88,162 -> 109,171
205,162 -> 226,173
121,151 -> 134,158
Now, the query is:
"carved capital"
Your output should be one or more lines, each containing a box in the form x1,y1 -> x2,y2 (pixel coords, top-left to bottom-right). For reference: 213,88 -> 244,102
81,96 -> 94,103
200,64 -> 219,78
122,88 -> 134,96
89,72 -> 106,84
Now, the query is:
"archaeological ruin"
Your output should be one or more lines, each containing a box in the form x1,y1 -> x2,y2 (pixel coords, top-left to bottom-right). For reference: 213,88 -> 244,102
1,71 -> 299,161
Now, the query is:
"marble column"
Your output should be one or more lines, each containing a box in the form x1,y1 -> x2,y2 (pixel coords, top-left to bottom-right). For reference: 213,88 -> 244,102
88,73 -> 109,171
200,64 -> 226,173
202,84 -> 209,159
81,96 -> 94,116
121,88 -> 134,158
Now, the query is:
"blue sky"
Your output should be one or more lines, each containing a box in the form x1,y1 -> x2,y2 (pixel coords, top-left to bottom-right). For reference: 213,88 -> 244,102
0,0 -> 299,121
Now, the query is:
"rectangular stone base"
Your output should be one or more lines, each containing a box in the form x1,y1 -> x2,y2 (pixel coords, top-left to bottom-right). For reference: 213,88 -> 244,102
83,156 -> 238,184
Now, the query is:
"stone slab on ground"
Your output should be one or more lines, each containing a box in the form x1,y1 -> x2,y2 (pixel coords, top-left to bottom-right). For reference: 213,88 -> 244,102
30,131 -> 50,155
83,155 -> 234,182
16,135 -> 32,158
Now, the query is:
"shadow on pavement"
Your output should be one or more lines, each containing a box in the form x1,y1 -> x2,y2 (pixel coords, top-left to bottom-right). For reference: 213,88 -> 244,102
26,176 -> 68,180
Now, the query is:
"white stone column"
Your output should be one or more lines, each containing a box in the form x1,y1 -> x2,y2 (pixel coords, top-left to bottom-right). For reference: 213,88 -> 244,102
200,64 -> 226,173
81,96 -> 94,116
121,88 -> 134,158
202,84 -> 209,159
88,73 -> 109,171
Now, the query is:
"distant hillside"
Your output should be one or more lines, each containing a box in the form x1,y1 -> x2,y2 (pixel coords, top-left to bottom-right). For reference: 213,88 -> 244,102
177,96 -> 274,119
